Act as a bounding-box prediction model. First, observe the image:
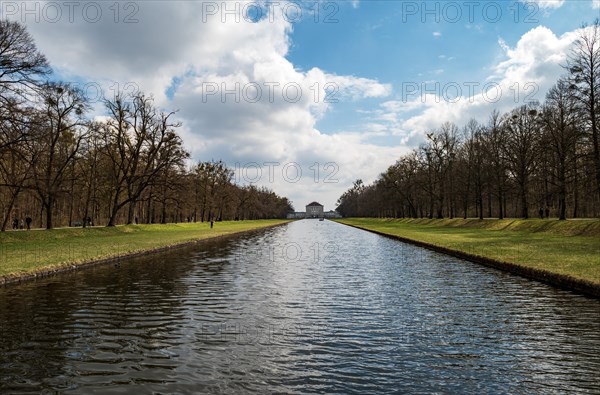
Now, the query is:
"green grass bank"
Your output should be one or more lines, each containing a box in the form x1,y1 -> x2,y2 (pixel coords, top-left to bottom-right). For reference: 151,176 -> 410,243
0,220 -> 290,285
335,218 -> 600,297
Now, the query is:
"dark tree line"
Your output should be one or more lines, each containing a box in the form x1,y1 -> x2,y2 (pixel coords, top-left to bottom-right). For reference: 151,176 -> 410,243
0,20 -> 292,230
337,21 -> 600,220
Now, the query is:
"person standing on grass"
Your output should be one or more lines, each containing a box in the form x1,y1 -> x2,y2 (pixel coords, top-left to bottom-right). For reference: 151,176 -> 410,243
539,207 -> 544,219
12,218 -> 18,230
25,217 -> 32,230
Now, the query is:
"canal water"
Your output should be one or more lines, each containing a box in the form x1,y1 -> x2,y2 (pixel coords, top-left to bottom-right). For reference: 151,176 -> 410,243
0,220 -> 599,393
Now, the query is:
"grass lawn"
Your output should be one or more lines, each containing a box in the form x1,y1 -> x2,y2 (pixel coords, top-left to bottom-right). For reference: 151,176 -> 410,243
0,220 -> 290,279
336,218 -> 600,286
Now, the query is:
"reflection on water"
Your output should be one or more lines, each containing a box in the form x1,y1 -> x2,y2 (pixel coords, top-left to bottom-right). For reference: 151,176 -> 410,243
0,220 -> 599,393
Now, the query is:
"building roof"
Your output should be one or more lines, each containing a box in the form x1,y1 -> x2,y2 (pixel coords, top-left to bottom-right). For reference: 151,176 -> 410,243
306,201 -> 323,207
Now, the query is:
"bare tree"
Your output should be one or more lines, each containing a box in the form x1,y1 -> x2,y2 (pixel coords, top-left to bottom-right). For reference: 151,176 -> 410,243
501,106 -> 541,218
193,160 -> 233,222
483,111 -> 508,219
420,123 -> 459,218
541,79 -> 581,220
567,19 -> 600,199
0,19 -> 50,101
29,83 -> 88,229
102,92 -> 188,226
78,122 -> 104,228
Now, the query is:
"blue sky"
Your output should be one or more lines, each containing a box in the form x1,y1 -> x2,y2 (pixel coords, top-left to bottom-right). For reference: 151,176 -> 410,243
10,0 -> 600,210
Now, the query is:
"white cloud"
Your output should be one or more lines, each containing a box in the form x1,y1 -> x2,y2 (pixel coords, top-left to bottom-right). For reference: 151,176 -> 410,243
593,0 -> 600,9
498,38 -> 510,53
522,0 -> 565,9
370,25 -> 580,146
433,31 -> 441,37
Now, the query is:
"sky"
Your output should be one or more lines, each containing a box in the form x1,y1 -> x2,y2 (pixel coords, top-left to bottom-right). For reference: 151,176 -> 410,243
2,0 -> 599,211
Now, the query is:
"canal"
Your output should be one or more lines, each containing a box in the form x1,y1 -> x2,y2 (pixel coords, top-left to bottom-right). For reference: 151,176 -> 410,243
1,220 -> 599,393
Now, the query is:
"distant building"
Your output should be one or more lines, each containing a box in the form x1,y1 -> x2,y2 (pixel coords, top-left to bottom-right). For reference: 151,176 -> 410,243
287,212 -> 306,219
286,203 -> 340,219
323,210 -> 342,218
306,202 -> 324,218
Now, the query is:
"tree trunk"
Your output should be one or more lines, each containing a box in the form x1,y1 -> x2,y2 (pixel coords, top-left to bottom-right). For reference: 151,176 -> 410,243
497,189 -> 504,219
82,191 -> 91,229
127,200 -> 136,224
107,193 -> 121,227
200,199 -> 206,222
478,187 -> 483,220
146,197 -> 152,224
436,193 -> 444,219
1,188 -> 20,232
68,169 -> 75,227
593,132 -> 600,200
521,189 -> 529,219
45,197 -> 54,230
558,159 -> 567,220
590,78 -> 600,200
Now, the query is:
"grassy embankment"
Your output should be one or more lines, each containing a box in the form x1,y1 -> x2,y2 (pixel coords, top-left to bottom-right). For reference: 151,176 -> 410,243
0,220 -> 289,282
336,218 -> 600,292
